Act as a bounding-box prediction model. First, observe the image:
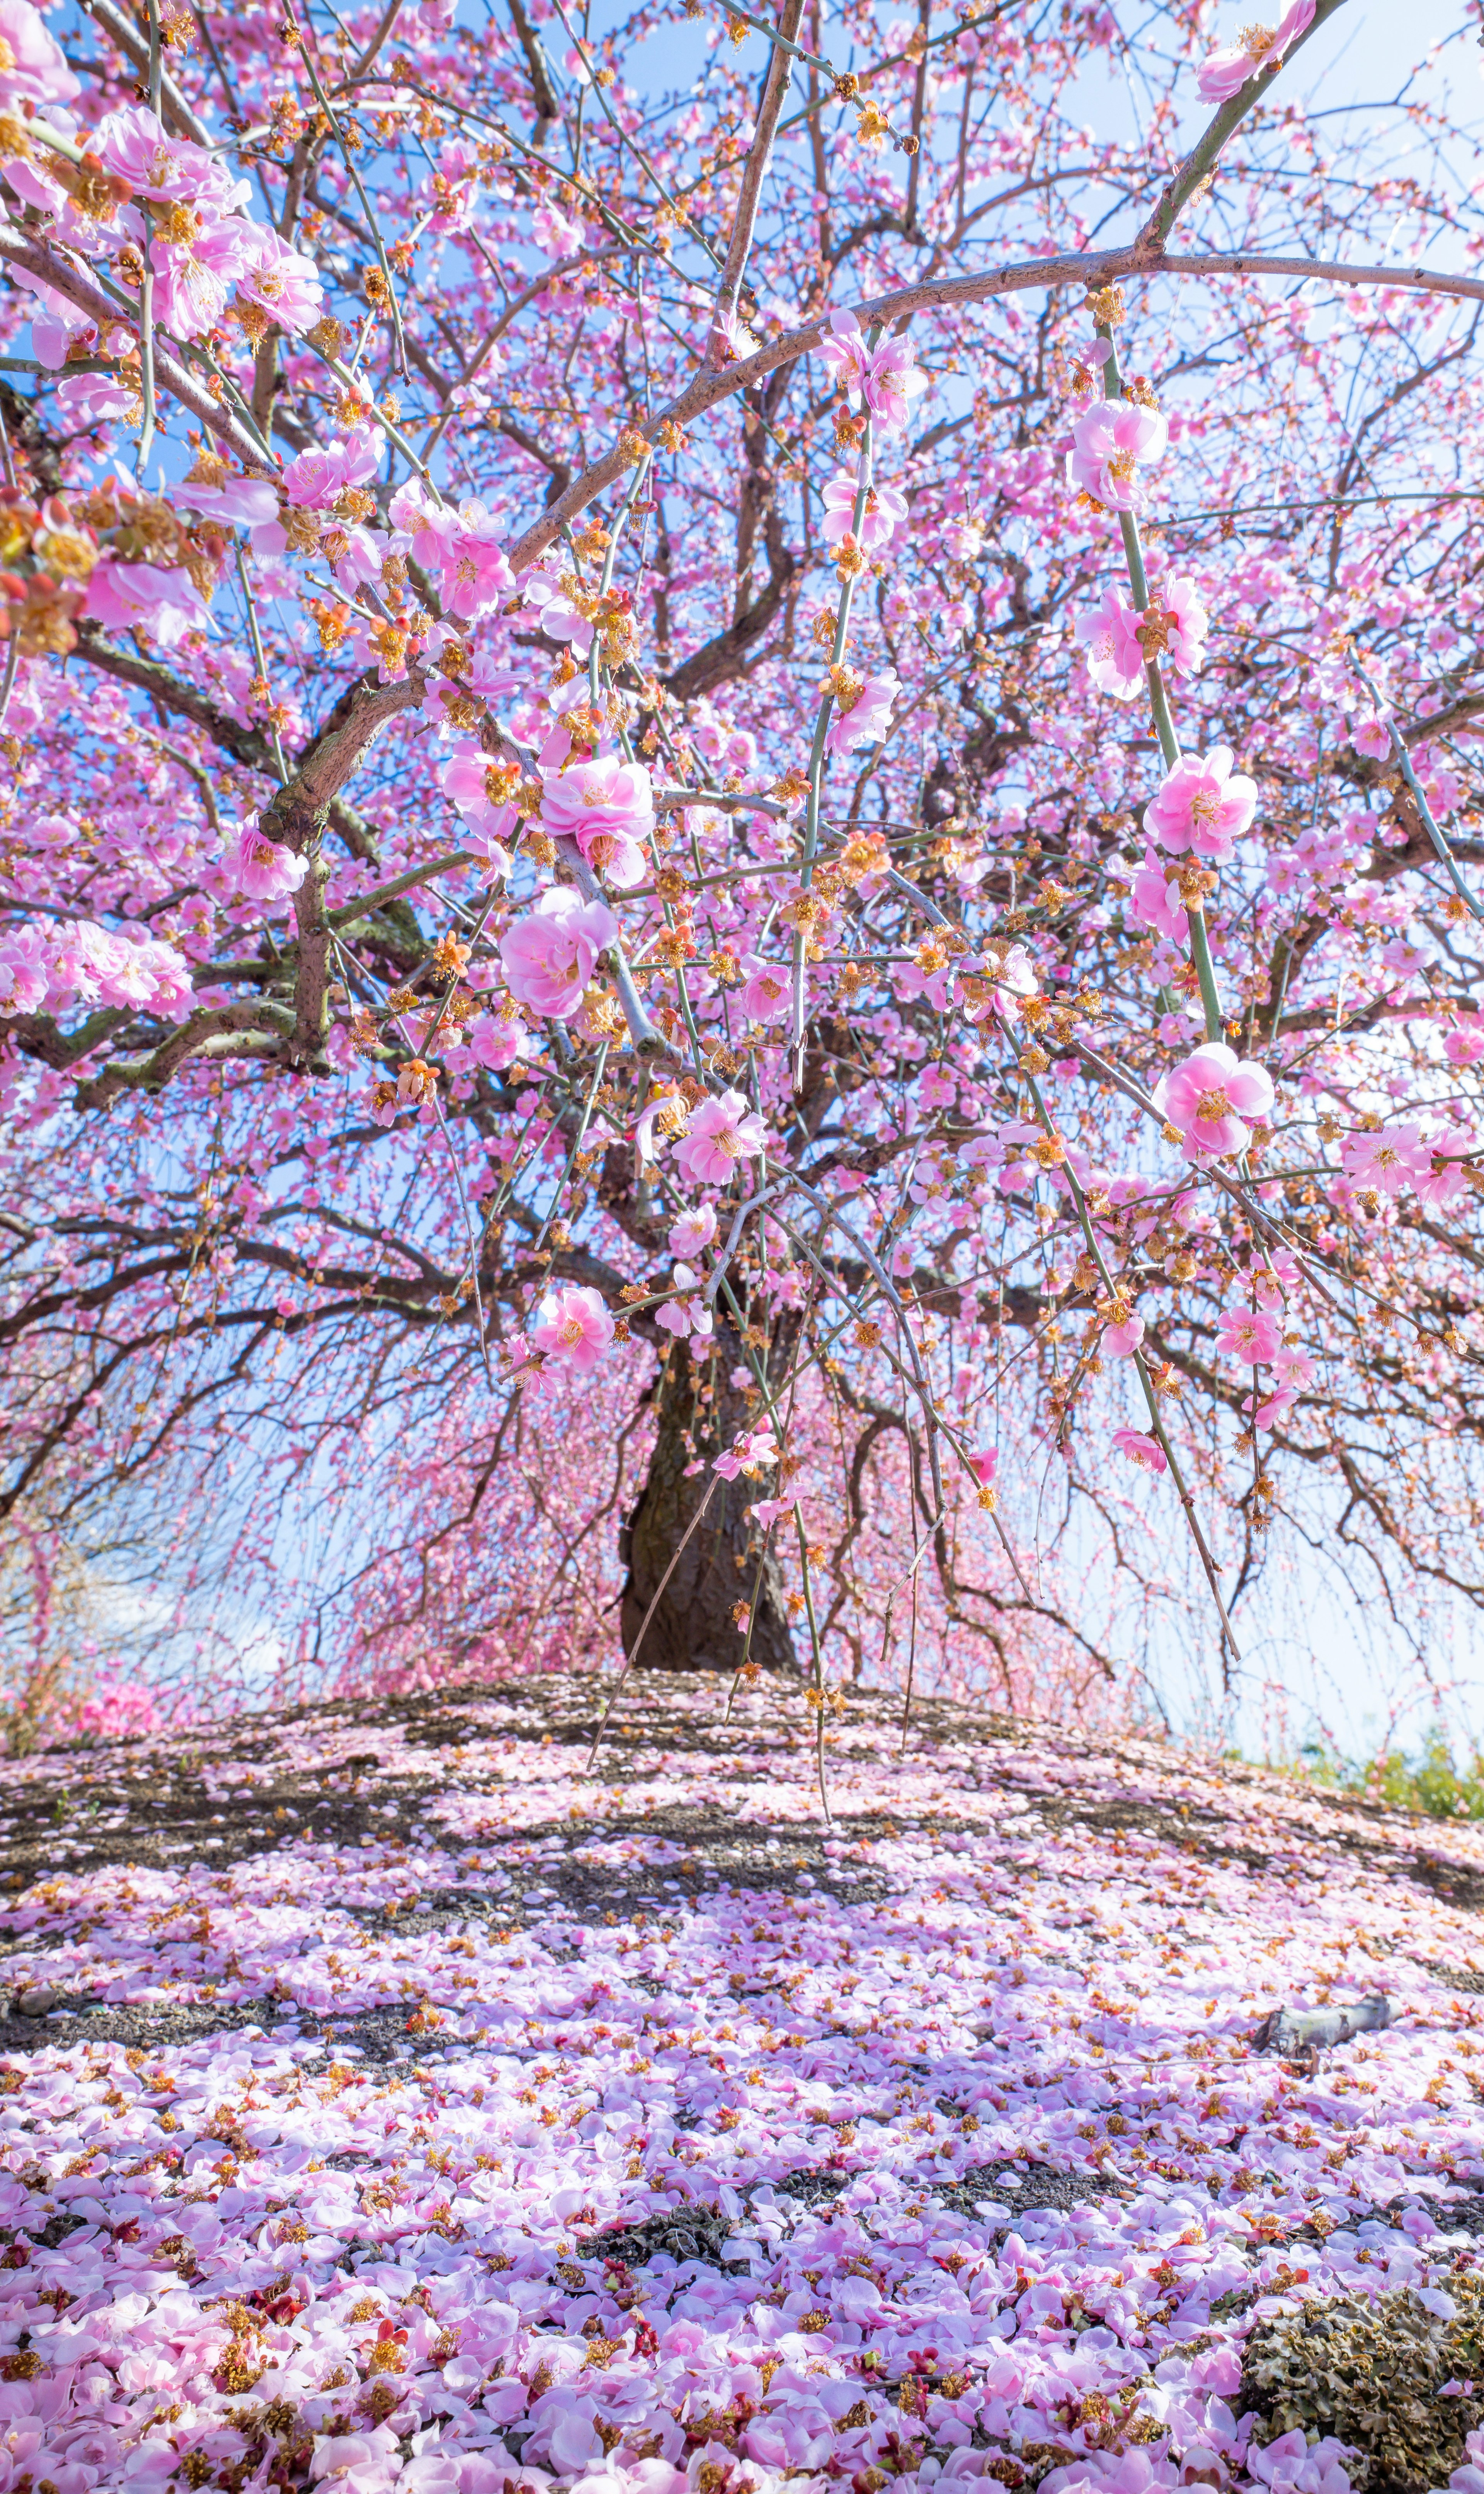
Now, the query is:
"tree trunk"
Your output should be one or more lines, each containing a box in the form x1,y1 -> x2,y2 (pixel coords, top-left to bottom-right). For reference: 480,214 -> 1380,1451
619,1321 -> 798,1674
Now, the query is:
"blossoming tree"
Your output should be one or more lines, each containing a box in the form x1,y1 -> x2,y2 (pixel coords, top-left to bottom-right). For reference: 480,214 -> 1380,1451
2,0 -> 1483,1718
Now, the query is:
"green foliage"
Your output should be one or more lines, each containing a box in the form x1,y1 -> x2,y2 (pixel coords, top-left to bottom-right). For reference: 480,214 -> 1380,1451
1294,1724 -> 1484,1823
1243,2270 -> 1484,2493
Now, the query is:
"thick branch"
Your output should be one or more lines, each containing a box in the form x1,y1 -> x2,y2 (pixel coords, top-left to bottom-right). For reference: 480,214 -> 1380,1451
507,245 -> 1484,571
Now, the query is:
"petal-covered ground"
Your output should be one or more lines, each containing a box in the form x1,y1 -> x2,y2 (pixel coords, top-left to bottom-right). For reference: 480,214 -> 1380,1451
0,1676 -> 1482,2494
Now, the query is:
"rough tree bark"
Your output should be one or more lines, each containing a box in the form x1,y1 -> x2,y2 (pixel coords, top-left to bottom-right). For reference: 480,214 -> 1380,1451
618,1316 -> 799,1674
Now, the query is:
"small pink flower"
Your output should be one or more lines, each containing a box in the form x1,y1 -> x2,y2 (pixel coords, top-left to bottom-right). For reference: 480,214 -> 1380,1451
635,1086 -> 689,1165
0,924 -> 50,1014
441,746 -> 518,850
674,1088 -> 768,1184
1113,1427 -> 1167,1474
94,104 -> 248,211
819,312 -> 928,432
284,428 -> 380,511
439,501 -> 514,623
1340,1122 -> 1431,1198
739,955 -> 791,1020
539,756 -> 654,888
714,1422 -> 779,1482
669,1203 -> 718,1257
1351,714 -> 1392,760
961,942 -> 1038,1029
825,667 -> 898,758
1158,574 -> 1210,675
1144,746 -> 1258,862
237,228 -> 324,334
1154,1041 -> 1275,1159
151,215 -> 254,340
1129,851 -> 1188,943
1103,1310 -> 1145,1358
1417,1129 -> 1477,1210
967,1448 -> 998,1488
1196,0 -> 1315,102
232,826 -> 309,902
1065,400 -> 1168,510
520,569 -> 593,655
181,473 -> 279,530
1443,1022 -> 1484,1068
85,557 -> 212,647
820,471 -> 907,553
0,0 -> 80,106
499,886 -> 616,1019
531,1283 -> 614,1374
1073,588 -> 1145,700
1216,1306 -> 1283,1364
533,198 -> 585,258
656,1262 -> 711,1339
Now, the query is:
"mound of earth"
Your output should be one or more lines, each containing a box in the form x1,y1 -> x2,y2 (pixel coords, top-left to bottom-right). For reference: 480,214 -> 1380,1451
0,1671 -> 1481,2493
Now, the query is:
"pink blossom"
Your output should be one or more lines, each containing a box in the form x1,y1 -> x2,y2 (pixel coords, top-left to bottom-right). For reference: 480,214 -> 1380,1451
57,368 -> 140,426
1351,714 -> 1392,759
33,919 -> 194,1017
1154,1041 -> 1275,1158
1196,0 -> 1316,102
1072,588 -> 1145,700
9,267 -> 91,369
1129,850 -> 1188,943
1103,1309 -> 1145,1357
669,1203 -> 718,1257
237,228 -> 324,333
0,0 -> 80,106
820,471 -> 907,554
674,1088 -> 769,1184
232,826 -> 310,902
1340,1121 -> 1432,1198
1144,745 -> 1258,862
1216,1305 -> 1283,1364
458,1010 -> 523,1072
1436,1017 -> 1484,1067
1065,400 -> 1167,510
84,557 -> 212,647
819,312 -> 929,432
1157,574 -> 1210,674
714,1422 -> 779,1480
499,886 -> 616,1019
389,475 -> 458,566
441,746 -> 518,849
94,106 -> 248,212
739,955 -> 791,1020
180,472 -> 278,530
151,215 -> 253,340
533,199 -> 585,258
1266,1348 -> 1315,1404
539,756 -> 655,889
0,923 -> 50,1014
439,503 -> 514,622
284,429 -> 380,511
520,569 -> 593,655
1246,2428 -> 1353,2494
825,667 -> 898,758
531,1282 -> 614,1373
966,1447 -> 998,1488
656,1261 -> 711,1340
1113,1427 -> 1167,1473
635,1085 -> 689,1165
961,942 -> 1038,1028
1417,1129 -> 1477,1210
